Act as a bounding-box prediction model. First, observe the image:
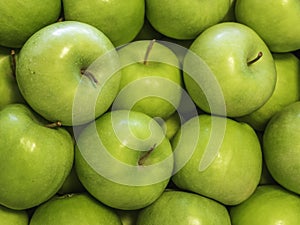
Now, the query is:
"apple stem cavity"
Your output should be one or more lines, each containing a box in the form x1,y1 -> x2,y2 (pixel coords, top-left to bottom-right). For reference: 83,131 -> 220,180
46,121 -> 62,128
138,143 -> 157,166
81,69 -> 98,86
10,49 -> 16,78
143,39 -> 156,65
247,52 -> 263,66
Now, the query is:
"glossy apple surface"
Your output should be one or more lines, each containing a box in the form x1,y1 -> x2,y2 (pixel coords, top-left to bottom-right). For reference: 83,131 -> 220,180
172,114 -> 262,205
146,0 -> 230,39
0,0 -> 61,48
29,193 -> 122,225
0,205 -> 28,225
263,101 -> 300,194
183,22 -> 276,117
0,104 -> 74,210
63,0 -> 145,47
113,40 -> 182,119
136,190 -> 231,225
235,0 -> 300,52
16,21 -> 121,126
230,185 -> 300,225
237,53 -> 300,131
75,110 -> 173,210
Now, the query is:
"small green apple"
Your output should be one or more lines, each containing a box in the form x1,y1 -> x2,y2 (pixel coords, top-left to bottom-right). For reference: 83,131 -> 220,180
235,0 -> 300,52
263,101 -> 300,194
113,40 -> 182,119
63,0 -> 145,47
0,47 -> 24,109
57,166 -> 85,195
0,205 -> 28,225
237,53 -> 300,131
16,21 -> 121,126
230,185 -> 300,225
29,193 -> 122,225
145,0 -> 230,39
0,104 -> 74,210
0,0 -> 61,48
136,190 -> 231,225
74,110 -> 173,210
183,22 -> 276,117
172,114 -> 262,205
116,209 -> 139,225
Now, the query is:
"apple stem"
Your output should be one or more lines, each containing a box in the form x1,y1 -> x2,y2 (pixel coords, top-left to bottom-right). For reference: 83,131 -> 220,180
143,39 -> 156,65
247,52 -> 263,66
46,121 -> 62,128
138,143 -> 157,166
10,49 -> 16,78
81,69 -> 98,86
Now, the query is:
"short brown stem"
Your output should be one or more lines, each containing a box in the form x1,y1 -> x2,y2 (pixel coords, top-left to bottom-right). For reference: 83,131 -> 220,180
138,144 -> 157,166
81,69 -> 98,85
247,52 -> 263,66
143,39 -> 156,65
10,49 -> 16,78
46,121 -> 62,128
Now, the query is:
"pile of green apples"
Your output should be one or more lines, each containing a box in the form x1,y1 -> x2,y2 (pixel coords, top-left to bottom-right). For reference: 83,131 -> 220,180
0,0 -> 300,224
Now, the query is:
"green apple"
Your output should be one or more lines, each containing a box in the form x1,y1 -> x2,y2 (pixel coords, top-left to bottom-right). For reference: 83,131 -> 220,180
237,53 -> 300,131
0,0 -> 61,48
145,0 -> 230,39
263,101 -> 300,194
0,104 -> 74,210
113,40 -> 182,119
0,205 -> 28,225
222,0 -> 236,22
156,112 -> 181,140
172,114 -> 262,205
183,22 -> 277,117
57,166 -> 85,195
230,185 -> 300,225
29,193 -> 122,225
16,21 -> 121,126
235,0 -> 300,52
0,47 -> 24,109
62,0 -> 145,47
74,110 -> 174,210
116,209 -> 139,225
136,190 -> 231,225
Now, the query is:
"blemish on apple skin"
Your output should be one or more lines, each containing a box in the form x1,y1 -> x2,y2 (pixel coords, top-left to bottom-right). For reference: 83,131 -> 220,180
138,143 -> 157,166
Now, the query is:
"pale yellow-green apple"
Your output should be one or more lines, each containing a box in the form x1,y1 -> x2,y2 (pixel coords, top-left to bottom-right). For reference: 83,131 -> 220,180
0,0 -> 61,48
263,101 -> 300,194
74,110 -> 173,210
113,40 -> 182,119
62,0 -> 145,47
235,0 -> 300,52
230,185 -> 300,225
0,104 -> 74,210
237,53 -> 300,131
29,193 -> 122,225
136,190 -> 231,225
0,47 -> 24,109
16,21 -> 121,126
183,22 -> 277,117
171,114 -> 262,205
145,0 -> 230,40
0,205 -> 28,225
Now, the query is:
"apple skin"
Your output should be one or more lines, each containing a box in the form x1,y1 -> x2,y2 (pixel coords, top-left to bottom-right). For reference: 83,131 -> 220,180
183,22 -> 277,117
113,40 -> 182,119
235,0 -> 300,52
230,185 -> 300,225
74,110 -> 173,210
0,205 -> 28,225
0,104 -> 74,210
263,101 -> 300,194
171,114 -> 262,205
62,0 -> 145,47
237,53 -> 300,131
29,193 -> 122,225
145,0 -> 230,40
0,47 -> 24,109
136,190 -> 231,225
0,0 -> 61,48
16,21 -> 121,126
